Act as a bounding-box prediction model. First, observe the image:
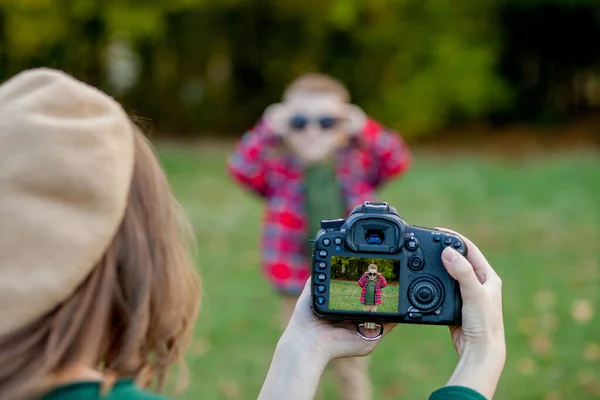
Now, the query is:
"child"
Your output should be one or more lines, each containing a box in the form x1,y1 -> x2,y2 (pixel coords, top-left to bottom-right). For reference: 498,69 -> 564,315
358,264 -> 388,312
228,73 -> 411,400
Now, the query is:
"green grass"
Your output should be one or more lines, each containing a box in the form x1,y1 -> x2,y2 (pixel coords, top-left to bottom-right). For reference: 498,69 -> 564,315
157,143 -> 600,400
329,280 -> 400,313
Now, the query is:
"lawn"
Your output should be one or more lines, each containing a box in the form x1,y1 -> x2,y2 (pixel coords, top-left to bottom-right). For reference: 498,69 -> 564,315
329,280 -> 400,313
157,143 -> 600,400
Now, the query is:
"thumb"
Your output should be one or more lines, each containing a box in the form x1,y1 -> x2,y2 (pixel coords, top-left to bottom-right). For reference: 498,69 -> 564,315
442,247 -> 483,301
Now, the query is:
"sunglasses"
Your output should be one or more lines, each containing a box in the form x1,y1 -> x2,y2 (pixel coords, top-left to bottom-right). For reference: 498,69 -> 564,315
368,272 -> 377,276
289,115 -> 341,130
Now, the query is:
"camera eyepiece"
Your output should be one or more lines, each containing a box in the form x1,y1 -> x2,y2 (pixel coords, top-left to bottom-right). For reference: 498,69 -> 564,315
343,202 -> 404,253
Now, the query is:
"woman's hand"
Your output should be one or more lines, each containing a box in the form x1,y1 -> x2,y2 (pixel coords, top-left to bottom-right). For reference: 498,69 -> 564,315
259,279 -> 395,400
438,228 -> 506,400
284,278 -> 396,360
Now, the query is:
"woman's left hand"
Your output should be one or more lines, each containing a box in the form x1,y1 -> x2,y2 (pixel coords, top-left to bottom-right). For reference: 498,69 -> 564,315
259,279 -> 395,400
282,278 -> 396,361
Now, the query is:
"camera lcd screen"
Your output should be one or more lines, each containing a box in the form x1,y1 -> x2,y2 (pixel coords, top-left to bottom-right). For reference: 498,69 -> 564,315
329,256 -> 400,313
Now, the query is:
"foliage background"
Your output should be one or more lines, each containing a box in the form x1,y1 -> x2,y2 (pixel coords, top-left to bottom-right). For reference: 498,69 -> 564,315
1,0 -> 600,138
331,256 -> 399,281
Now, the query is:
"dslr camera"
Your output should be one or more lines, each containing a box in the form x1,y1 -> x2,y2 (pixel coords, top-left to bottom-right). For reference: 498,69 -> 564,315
311,201 -> 466,325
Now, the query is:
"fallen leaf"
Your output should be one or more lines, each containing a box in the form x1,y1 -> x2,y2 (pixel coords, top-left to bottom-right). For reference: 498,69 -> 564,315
516,357 -> 536,375
578,368 -> 597,387
531,335 -> 552,356
190,337 -> 211,357
538,313 -> 559,333
579,368 -> 600,396
544,391 -> 562,400
571,299 -> 594,324
382,383 -> 405,397
582,258 -> 599,275
583,342 -> 600,361
518,316 -> 536,336
534,289 -> 557,310
219,380 -> 240,399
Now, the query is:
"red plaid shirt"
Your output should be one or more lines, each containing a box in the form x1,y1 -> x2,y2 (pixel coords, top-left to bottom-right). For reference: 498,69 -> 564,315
227,117 -> 411,294
358,273 -> 388,305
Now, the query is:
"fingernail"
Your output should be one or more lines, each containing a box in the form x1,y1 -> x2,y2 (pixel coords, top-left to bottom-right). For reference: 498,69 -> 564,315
442,247 -> 456,263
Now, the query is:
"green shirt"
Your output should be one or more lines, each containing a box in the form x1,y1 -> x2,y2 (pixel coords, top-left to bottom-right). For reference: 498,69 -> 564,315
41,378 -> 171,400
429,386 -> 487,400
304,162 -> 346,248
364,279 -> 376,305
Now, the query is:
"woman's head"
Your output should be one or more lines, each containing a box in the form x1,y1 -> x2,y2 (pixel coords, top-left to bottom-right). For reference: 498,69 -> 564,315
0,69 -> 200,399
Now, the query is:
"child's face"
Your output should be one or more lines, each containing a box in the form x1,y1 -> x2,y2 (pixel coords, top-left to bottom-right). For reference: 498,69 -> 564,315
281,93 -> 350,165
367,268 -> 378,280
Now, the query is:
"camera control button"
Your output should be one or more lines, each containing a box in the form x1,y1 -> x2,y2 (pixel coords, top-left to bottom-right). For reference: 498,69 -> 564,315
443,237 -> 452,245
408,277 -> 443,312
416,287 -> 433,302
433,235 -> 441,242
334,237 -> 342,245
408,312 -> 423,321
409,256 -> 424,270
322,238 -> 331,246
319,250 -> 328,258
316,261 -> 327,270
453,241 -> 462,249
317,273 -> 326,282
317,285 -> 326,293
316,296 -> 326,305
406,238 -> 419,251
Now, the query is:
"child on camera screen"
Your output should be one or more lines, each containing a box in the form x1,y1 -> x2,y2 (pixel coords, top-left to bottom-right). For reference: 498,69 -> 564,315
358,264 -> 387,312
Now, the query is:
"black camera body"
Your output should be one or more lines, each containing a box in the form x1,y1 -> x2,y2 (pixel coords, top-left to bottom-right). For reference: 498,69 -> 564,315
311,201 -> 466,325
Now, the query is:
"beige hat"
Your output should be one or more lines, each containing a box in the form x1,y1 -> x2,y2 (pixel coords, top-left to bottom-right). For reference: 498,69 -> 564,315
0,68 -> 134,338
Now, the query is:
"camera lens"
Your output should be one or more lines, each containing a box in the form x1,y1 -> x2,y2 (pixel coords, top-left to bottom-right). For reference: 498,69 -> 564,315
365,229 -> 385,245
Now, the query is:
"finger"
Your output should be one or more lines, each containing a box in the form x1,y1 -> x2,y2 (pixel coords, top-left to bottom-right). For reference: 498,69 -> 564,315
295,277 -> 312,310
342,321 -> 397,343
436,227 -> 498,283
441,246 -> 484,302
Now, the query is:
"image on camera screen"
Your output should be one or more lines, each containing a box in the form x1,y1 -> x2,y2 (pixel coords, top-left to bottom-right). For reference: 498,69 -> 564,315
329,256 -> 400,313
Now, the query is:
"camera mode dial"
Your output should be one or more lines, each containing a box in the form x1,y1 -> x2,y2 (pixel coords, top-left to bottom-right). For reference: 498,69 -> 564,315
408,276 -> 443,312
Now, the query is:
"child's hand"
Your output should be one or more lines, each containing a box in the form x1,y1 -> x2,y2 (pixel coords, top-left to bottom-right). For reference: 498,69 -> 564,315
262,103 -> 291,137
343,104 -> 367,136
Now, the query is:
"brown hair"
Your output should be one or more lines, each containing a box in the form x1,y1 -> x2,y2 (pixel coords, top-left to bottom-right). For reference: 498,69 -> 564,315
368,264 -> 378,271
0,126 -> 201,400
283,73 -> 350,102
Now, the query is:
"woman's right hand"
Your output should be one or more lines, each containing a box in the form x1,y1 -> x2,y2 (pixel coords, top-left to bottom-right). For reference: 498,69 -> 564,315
438,228 -> 506,399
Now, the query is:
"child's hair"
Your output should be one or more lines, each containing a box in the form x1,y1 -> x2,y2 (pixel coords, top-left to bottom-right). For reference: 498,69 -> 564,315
0,126 -> 201,400
283,73 -> 350,102
368,264 -> 378,271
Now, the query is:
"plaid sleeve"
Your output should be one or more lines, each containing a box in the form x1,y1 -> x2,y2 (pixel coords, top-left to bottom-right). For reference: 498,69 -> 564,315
227,118 -> 276,198
361,118 -> 412,187
358,274 -> 367,287
379,274 -> 387,288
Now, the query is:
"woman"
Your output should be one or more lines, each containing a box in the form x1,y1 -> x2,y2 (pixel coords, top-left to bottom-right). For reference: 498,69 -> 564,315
0,68 -> 505,400
0,68 -> 200,400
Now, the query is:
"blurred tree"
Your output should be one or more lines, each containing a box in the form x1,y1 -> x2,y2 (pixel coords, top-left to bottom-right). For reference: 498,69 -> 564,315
331,257 -> 398,281
496,0 -> 600,124
0,0 -> 598,137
